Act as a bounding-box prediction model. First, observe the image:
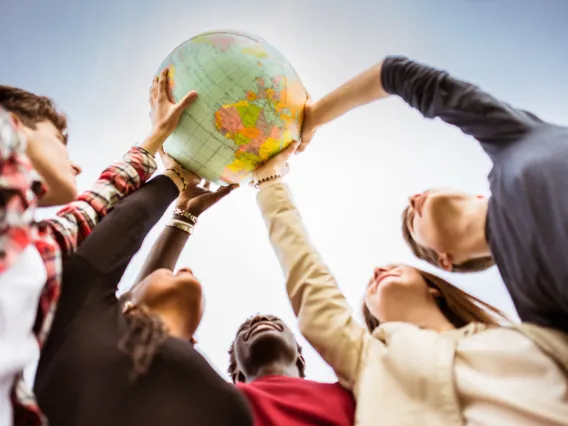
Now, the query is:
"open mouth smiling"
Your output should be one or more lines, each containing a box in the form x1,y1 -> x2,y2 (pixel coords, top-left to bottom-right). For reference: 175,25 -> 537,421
244,321 -> 283,340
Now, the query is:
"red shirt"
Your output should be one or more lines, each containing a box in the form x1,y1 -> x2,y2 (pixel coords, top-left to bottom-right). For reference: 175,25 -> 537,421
237,376 -> 355,426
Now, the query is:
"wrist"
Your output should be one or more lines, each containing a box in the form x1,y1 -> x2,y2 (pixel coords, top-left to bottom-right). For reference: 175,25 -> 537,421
253,173 -> 282,189
307,103 -> 323,129
254,167 -> 279,182
173,208 -> 199,224
167,209 -> 197,235
140,128 -> 169,155
163,169 -> 184,192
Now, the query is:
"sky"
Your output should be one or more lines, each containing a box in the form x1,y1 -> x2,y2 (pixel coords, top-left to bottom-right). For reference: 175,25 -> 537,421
2,0 -> 567,383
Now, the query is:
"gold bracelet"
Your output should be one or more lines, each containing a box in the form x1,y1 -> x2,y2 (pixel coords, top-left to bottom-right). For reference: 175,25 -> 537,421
165,168 -> 187,191
167,219 -> 193,234
173,208 -> 198,225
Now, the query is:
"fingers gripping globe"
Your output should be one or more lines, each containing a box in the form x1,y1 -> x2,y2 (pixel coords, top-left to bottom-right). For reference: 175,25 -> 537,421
156,30 -> 308,185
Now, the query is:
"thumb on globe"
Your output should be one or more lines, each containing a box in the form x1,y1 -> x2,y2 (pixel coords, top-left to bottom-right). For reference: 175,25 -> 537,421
281,140 -> 300,160
179,90 -> 198,109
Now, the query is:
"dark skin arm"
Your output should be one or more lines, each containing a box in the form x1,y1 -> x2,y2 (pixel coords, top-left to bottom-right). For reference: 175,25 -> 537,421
134,181 -> 239,283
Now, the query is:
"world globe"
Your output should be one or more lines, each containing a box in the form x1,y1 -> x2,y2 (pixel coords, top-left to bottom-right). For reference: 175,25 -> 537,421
156,30 -> 308,185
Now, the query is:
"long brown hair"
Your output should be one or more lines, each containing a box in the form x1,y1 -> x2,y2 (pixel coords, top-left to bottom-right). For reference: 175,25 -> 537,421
401,205 -> 495,273
362,268 -> 508,333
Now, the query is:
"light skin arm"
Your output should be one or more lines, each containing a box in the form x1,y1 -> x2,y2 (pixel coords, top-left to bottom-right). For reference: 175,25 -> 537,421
43,68 -> 199,257
302,56 -> 539,152
300,62 -> 388,152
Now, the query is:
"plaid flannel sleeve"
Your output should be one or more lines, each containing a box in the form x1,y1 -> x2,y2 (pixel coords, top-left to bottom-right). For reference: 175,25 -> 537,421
43,146 -> 157,259
0,107 -> 44,271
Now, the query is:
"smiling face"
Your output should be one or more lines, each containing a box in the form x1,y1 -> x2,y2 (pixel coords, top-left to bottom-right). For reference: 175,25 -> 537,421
230,315 -> 305,383
130,267 -> 204,339
364,264 -> 441,325
363,264 -> 506,332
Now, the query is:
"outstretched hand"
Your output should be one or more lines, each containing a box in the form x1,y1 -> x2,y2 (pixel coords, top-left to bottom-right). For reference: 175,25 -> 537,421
253,140 -> 300,184
176,181 -> 239,217
298,97 -> 317,153
150,68 -> 198,136
159,148 -> 201,188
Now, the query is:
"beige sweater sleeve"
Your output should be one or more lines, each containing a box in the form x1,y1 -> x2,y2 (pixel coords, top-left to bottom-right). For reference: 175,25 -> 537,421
256,182 -> 368,387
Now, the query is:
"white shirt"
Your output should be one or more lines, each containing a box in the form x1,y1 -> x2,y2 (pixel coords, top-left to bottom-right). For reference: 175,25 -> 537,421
455,327 -> 568,425
0,245 -> 46,426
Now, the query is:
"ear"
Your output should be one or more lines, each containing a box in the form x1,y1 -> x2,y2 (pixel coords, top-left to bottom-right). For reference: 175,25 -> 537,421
438,253 -> 453,271
296,353 -> 306,373
121,300 -> 134,314
8,112 -> 23,130
428,287 -> 442,298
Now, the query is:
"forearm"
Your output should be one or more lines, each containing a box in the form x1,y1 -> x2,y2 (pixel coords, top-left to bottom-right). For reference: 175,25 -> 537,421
77,175 -> 178,275
44,146 -> 158,257
138,128 -> 168,156
256,181 -> 367,384
134,224 -> 190,283
312,61 -> 389,127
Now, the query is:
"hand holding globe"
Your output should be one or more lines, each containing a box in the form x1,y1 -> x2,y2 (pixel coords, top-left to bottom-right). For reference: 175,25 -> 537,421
156,30 -> 308,186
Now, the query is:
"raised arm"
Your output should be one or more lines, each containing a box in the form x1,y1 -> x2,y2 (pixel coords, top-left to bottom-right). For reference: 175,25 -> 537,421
43,68 -> 199,259
43,146 -> 157,258
302,56 -> 541,153
133,181 -> 238,284
253,144 -> 370,387
75,175 -> 179,282
44,174 -> 182,363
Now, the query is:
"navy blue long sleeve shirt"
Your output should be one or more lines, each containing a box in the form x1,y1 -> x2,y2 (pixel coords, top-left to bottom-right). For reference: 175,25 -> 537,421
382,56 -> 568,332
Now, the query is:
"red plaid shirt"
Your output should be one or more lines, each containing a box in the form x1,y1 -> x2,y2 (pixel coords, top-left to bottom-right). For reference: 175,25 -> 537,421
0,108 -> 158,425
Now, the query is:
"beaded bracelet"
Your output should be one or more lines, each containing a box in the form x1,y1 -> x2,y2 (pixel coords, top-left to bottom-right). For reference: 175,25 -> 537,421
254,174 -> 281,188
173,208 -> 198,226
165,168 -> 187,191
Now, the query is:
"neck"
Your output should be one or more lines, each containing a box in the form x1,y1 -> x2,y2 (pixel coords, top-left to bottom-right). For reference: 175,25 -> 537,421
153,309 -> 192,341
458,198 -> 491,261
391,304 -> 456,332
247,362 -> 300,383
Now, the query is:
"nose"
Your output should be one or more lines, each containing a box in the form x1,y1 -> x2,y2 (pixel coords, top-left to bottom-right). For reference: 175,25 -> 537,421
409,194 -> 420,209
374,267 -> 388,280
71,164 -> 82,176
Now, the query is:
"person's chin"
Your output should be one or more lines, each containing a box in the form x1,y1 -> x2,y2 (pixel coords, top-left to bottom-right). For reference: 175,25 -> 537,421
37,185 -> 78,207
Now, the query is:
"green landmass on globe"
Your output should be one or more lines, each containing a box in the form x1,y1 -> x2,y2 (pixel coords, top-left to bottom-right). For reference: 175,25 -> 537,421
156,30 -> 308,185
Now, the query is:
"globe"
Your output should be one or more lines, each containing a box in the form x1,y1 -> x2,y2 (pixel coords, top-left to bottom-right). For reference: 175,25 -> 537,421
156,30 -> 308,185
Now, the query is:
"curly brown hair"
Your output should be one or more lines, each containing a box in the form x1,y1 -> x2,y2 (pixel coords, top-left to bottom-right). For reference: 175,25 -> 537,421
362,268 -> 509,333
118,297 -> 169,381
227,315 -> 306,383
0,85 -> 68,142
401,205 -> 495,273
